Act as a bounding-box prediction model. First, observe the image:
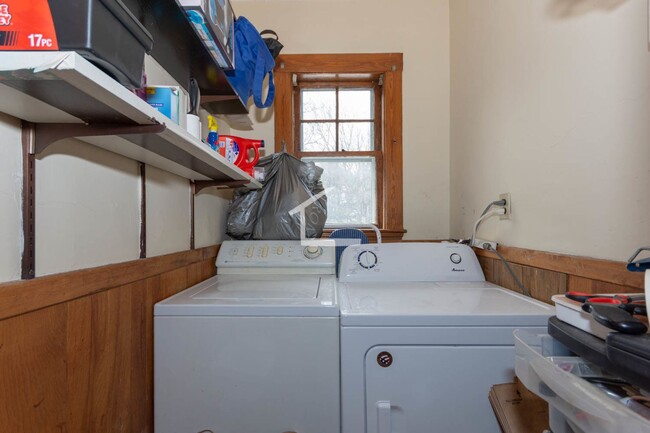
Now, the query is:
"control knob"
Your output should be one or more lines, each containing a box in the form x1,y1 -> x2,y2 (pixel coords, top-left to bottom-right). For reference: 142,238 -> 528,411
358,250 -> 378,269
303,245 -> 322,259
450,253 -> 462,264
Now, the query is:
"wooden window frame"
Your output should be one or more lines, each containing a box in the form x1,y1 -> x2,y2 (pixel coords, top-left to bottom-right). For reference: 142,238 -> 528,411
273,53 -> 404,240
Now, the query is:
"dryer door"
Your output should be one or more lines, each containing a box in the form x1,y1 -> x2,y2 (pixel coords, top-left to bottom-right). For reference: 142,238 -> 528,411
365,345 -> 514,433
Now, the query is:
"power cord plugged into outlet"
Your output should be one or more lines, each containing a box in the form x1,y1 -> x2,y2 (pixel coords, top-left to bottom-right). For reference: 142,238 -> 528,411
471,238 -> 497,250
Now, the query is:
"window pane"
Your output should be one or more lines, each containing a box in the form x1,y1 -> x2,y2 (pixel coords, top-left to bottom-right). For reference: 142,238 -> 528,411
301,89 -> 335,120
339,122 -> 373,151
339,89 -> 373,119
301,122 -> 336,151
304,157 -> 376,225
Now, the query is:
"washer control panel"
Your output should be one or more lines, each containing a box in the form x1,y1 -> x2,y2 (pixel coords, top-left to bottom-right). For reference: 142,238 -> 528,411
216,240 -> 335,274
338,243 -> 485,282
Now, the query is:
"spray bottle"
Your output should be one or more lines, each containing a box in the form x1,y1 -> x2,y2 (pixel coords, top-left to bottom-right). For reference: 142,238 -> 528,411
206,115 -> 219,151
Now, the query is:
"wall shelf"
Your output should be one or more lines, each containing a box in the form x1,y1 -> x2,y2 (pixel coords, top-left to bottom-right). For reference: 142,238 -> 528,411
122,0 -> 246,115
0,52 -> 260,187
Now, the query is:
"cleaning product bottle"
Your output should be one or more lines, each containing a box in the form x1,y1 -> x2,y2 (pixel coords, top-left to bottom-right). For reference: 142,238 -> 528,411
217,135 -> 264,175
206,115 -> 219,151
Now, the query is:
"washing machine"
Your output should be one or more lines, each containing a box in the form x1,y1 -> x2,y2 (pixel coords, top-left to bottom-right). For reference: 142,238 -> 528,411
338,242 -> 554,433
154,240 -> 340,433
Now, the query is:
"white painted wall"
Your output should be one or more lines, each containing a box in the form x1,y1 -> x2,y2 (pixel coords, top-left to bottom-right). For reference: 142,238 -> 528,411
36,140 -> 141,276
0,113 -> 23,282
146,166 -> 191,257
195,189 -> 232,248
450,0 -> 650,261
0,55 -> 232,283
230,0 -> 451,240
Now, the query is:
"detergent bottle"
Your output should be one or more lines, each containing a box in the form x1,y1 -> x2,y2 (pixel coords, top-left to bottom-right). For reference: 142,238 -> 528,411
206,115 -> 219,151
217,135 -> 264,175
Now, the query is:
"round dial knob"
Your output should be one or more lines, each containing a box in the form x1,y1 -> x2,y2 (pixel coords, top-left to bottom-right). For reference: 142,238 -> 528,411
450,253 -> 462,264
358,250 -> 378,269
303,245 -> 322,259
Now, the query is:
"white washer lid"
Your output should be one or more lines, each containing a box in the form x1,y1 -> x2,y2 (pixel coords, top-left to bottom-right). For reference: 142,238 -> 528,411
155,274 -> 338,317
194,277 -> 320,300
339,281 -> 554,326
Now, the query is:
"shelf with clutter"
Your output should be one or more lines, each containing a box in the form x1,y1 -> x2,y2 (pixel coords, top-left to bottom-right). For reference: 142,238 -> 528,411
0,51 -> 261,187
0,0 -> 280,186
121,0 -> 247,115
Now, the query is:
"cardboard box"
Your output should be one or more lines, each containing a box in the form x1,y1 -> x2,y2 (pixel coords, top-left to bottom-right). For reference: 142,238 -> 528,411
489,378 -> 549,433
145,86 -> 180,125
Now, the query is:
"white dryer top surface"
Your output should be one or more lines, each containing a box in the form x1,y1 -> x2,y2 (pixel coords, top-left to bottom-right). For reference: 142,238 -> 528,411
339,281 -> 554,326
155,274 -> 338,317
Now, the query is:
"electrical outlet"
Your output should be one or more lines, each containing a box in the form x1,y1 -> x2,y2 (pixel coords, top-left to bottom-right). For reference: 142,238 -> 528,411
499,193 -> 511,220
472,238 -> 497,251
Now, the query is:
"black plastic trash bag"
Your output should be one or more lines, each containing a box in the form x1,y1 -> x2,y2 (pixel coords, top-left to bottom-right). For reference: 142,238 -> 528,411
227,152 -> 327,240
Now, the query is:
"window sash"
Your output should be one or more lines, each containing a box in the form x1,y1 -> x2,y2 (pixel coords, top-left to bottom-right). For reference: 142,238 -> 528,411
294,81 -> 383,226
295,82 -> 382,153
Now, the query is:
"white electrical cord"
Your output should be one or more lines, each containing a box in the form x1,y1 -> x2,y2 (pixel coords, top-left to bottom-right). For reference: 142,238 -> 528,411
470,208 -> 506,247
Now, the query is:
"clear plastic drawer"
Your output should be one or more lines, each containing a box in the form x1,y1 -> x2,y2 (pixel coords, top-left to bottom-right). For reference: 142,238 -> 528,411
514,330 -> 650,433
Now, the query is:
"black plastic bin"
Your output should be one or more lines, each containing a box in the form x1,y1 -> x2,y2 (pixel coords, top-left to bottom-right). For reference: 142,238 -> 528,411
2,0 -> 153,88
50,0 -> 153,88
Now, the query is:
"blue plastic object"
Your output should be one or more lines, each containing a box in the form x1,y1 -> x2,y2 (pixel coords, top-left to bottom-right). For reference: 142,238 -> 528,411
329,228 -> 369,276
226,16 -> 275,108
627,247 -> 650,272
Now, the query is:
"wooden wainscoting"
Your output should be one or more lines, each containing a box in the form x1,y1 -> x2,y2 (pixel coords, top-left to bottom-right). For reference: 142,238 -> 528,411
474,245 -> 644,304
0,245 -> 218,433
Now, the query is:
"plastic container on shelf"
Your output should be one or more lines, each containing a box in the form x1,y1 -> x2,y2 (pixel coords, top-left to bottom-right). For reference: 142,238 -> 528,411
206,115 -> 219,150
1,0 -> 153,89
552,294 -> 615,339
514,330 -> 650,433
217,135 -> 263,176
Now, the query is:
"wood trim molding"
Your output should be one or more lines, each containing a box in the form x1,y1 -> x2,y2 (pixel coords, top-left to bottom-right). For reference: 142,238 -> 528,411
273,53 -> 404,235
474,245 -> 643,290
0,245 -> 218,321
382,69 -> 403,232
276,53 -> 403,73
322,228 -> 406,243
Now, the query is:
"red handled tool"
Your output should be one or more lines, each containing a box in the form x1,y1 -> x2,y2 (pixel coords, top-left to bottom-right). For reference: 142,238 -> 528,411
565,291 -> 644,304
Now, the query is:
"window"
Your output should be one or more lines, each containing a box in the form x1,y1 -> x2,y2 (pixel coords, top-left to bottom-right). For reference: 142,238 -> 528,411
298,85 -> 381,224
274,54 -> 404,240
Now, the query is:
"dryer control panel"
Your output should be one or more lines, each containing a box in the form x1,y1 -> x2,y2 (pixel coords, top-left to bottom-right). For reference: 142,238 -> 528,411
217,240 -> 336,274
338,243 -> 485,282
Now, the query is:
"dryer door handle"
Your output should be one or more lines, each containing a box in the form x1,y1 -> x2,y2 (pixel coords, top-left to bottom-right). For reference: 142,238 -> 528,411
376,400 -> 392,433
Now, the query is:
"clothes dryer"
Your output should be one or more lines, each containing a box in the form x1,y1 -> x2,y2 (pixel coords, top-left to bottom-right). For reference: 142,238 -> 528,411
338,243 -> 554,433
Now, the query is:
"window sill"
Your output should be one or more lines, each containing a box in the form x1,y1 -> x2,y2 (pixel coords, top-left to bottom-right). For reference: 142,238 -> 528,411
321,228 -> 406,243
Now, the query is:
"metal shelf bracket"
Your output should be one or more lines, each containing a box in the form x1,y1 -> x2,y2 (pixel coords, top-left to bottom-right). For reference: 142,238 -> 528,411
193,180 -> 249,195
29,123 -> 167,155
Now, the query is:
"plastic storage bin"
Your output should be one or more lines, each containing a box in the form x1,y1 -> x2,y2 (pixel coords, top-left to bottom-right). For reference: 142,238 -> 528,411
514,330 -> 650,433
1,0 -> 152,88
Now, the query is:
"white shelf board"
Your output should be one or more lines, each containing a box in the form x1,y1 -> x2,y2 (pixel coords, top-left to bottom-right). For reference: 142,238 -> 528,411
0,51 -> 260,187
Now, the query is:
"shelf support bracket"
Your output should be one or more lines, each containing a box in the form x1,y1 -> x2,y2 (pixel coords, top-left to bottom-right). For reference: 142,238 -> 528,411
193,180 -> 249,195
21,122 -> 36,279
30,123 -> 167,155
